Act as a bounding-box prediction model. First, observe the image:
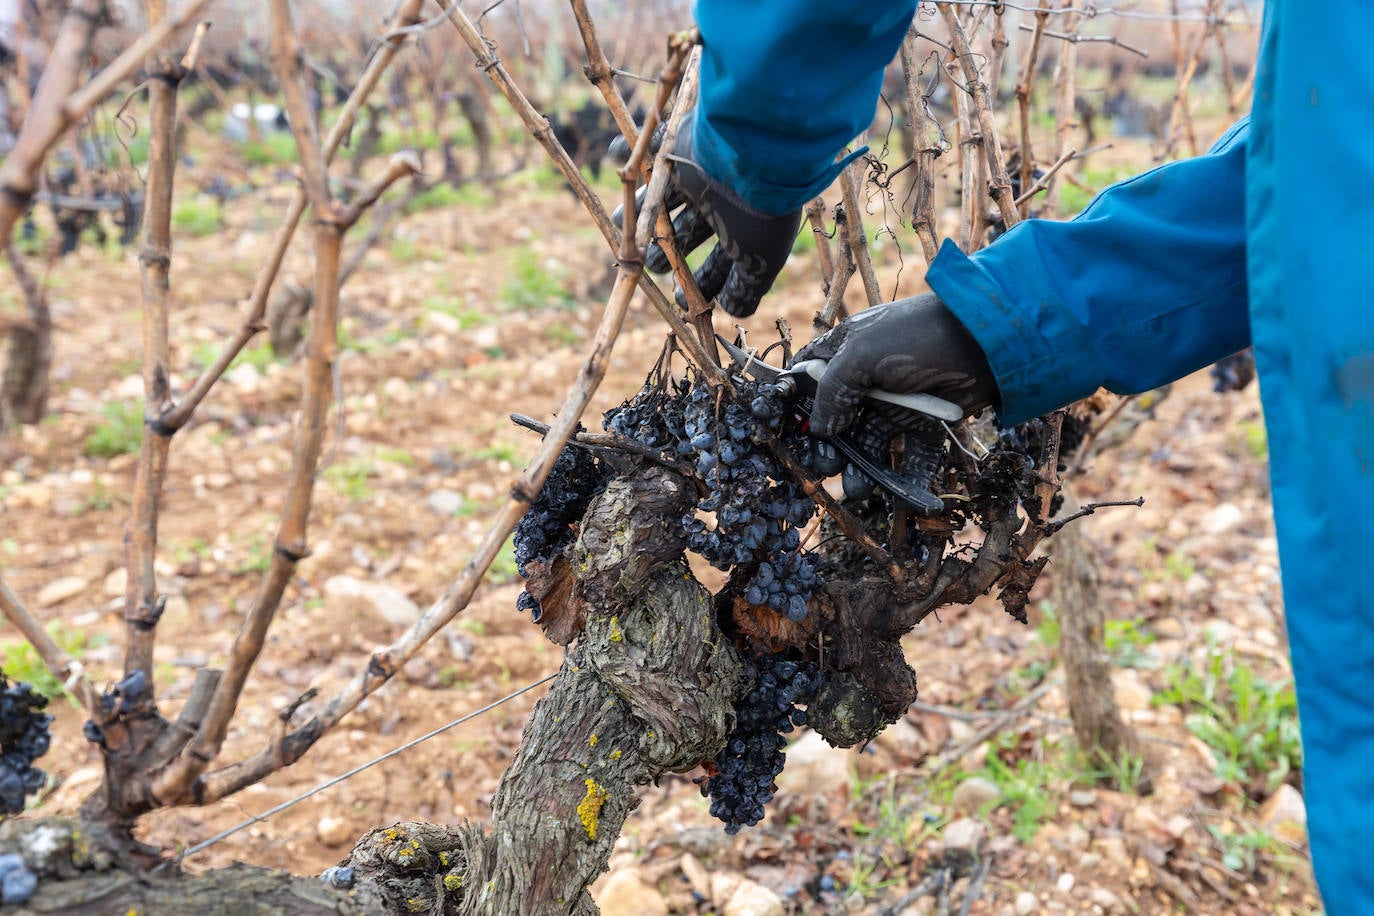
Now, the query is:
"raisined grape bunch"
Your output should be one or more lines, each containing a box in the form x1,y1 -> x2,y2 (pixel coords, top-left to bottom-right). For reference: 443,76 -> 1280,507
704,654 -> 817,833
0,672 -> 53,817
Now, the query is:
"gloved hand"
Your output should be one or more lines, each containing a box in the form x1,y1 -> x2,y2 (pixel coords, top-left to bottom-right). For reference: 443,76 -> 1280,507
798,291 -> 999,440
640,119 -> 804,318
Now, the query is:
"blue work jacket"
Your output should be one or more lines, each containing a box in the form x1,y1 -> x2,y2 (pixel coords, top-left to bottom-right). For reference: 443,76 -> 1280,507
696,1 -> 1374,910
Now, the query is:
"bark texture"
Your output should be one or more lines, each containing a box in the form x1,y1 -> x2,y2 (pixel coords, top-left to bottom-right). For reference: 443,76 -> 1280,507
344,467 -> 748,915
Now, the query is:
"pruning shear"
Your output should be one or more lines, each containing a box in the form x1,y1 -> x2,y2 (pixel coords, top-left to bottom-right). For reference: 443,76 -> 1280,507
719,336 -> 959,514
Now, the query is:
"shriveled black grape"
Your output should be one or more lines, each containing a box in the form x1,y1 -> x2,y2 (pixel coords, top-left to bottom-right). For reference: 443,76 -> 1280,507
704,654 -> 818,833
0,673 -> 52,817
606,373 -> 824,622
512,437 -> 609,617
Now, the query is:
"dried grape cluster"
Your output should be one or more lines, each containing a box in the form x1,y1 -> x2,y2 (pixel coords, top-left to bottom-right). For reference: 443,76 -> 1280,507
512,440 -> 609,621
604,374 -> 822,622
0,673 -> 52,817
703,653 -> 817,833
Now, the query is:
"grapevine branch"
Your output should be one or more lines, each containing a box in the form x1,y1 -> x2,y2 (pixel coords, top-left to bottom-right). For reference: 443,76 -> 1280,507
0,572 -> 100,717
938,3 -> 1020,233
899,25 -> 944,263
153,1 -> 422,805
1014,8 -> 1048,218
159,0 -> 427,432
0,0 -> 212,246
838,139 -> 882,308
156,12 -> 698,805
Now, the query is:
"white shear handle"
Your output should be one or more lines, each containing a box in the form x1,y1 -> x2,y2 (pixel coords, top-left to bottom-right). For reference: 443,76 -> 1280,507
794,360 -> 964,422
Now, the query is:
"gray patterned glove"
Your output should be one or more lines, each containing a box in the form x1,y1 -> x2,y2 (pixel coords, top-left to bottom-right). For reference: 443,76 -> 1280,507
799,292 -> 999,440
644,120 -> 803,318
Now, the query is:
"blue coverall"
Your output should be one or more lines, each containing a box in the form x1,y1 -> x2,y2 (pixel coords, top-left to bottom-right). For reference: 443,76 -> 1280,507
693,1 -> 1374,910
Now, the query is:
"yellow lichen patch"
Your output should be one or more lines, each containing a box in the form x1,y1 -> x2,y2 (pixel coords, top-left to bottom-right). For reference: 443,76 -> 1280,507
444,873 -> 464,892
577,778 -> 609,840
406,898 -> 427,912
609,749 -> 622,761
588,733 -> 599,748
608,616 -> 623,643
438,851 -> 450,867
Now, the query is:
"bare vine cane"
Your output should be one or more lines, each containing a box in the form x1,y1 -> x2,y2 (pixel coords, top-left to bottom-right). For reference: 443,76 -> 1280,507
150,1 -> 421,805
0,0 -> 212,246
159,0 -> 427,432
0,572 -> 100,717
431,0 -> 721,379
1014,7 -> 1049,219
1163,0 -> 1224,161
938,2 -> 1020,237
838,140 -> 882,308
122,13 -> 211,685
899,25 -> 944,264
568,0 -> 640,145
1046,0 -> 1080,216
155,17 -> 699,806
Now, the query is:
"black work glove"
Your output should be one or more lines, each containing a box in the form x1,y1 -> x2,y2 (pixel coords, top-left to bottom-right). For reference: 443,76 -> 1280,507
625,120 -> 802,318
797,291 -> 999,440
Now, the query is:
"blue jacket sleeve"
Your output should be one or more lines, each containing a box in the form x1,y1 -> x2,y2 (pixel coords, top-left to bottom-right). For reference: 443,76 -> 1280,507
927,119 -> 1252,425
693,0 -> 916,215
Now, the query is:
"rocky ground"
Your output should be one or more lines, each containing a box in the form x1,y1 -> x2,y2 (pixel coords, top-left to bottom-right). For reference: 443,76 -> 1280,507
0,125 -> 1320,915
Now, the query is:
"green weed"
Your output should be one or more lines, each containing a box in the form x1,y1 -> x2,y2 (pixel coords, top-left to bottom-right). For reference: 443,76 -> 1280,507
0,626 -> 110,706
85,401 -> 144,457
499,248 -> 573,311
377,447 -> 414,467
423,296 -> 492,330
242,132 -> 299,166
389,237 -> 421,263
171,197 -> 223,237
1239,419 -> 1269,461
1207,822 -> 1291,875
485,541 -> 520,584
324,456 -> 378,501
977,738 -> 1058,842
1103,618 -> 1158,669
544,322 -> 582,347
473,443 -> 521,464
1155,647 -> 1302,793
406,181 -> 487,212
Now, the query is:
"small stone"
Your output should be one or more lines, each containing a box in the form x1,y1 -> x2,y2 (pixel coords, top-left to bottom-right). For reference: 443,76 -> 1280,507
1089,887 -> 1123,912
38,576 -> 87,607
226,362 -> 262,391
1257,784 -> 1307,844
103,567 -> 128,597
722,879 -> 785,916
1162,815 -> 1193,843
1151,617 -> 1185,639
1064,824 -> 1090,851
679,852 -> 711,900
1056,872 -> 1075,893
951,777 -> 1001,814
595,867 -> 667,916
1202,502 -> 1246,534
940,818 -> 986,856
1112,669 -> 1154,712
776,731 -> 853,797
1068,789 -> 1097,808
324,575 -> 421,627
316,816 -> 351,847
1014,891 -> 1040,915
11,482 -> 53,509
426,489 -> 467,516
